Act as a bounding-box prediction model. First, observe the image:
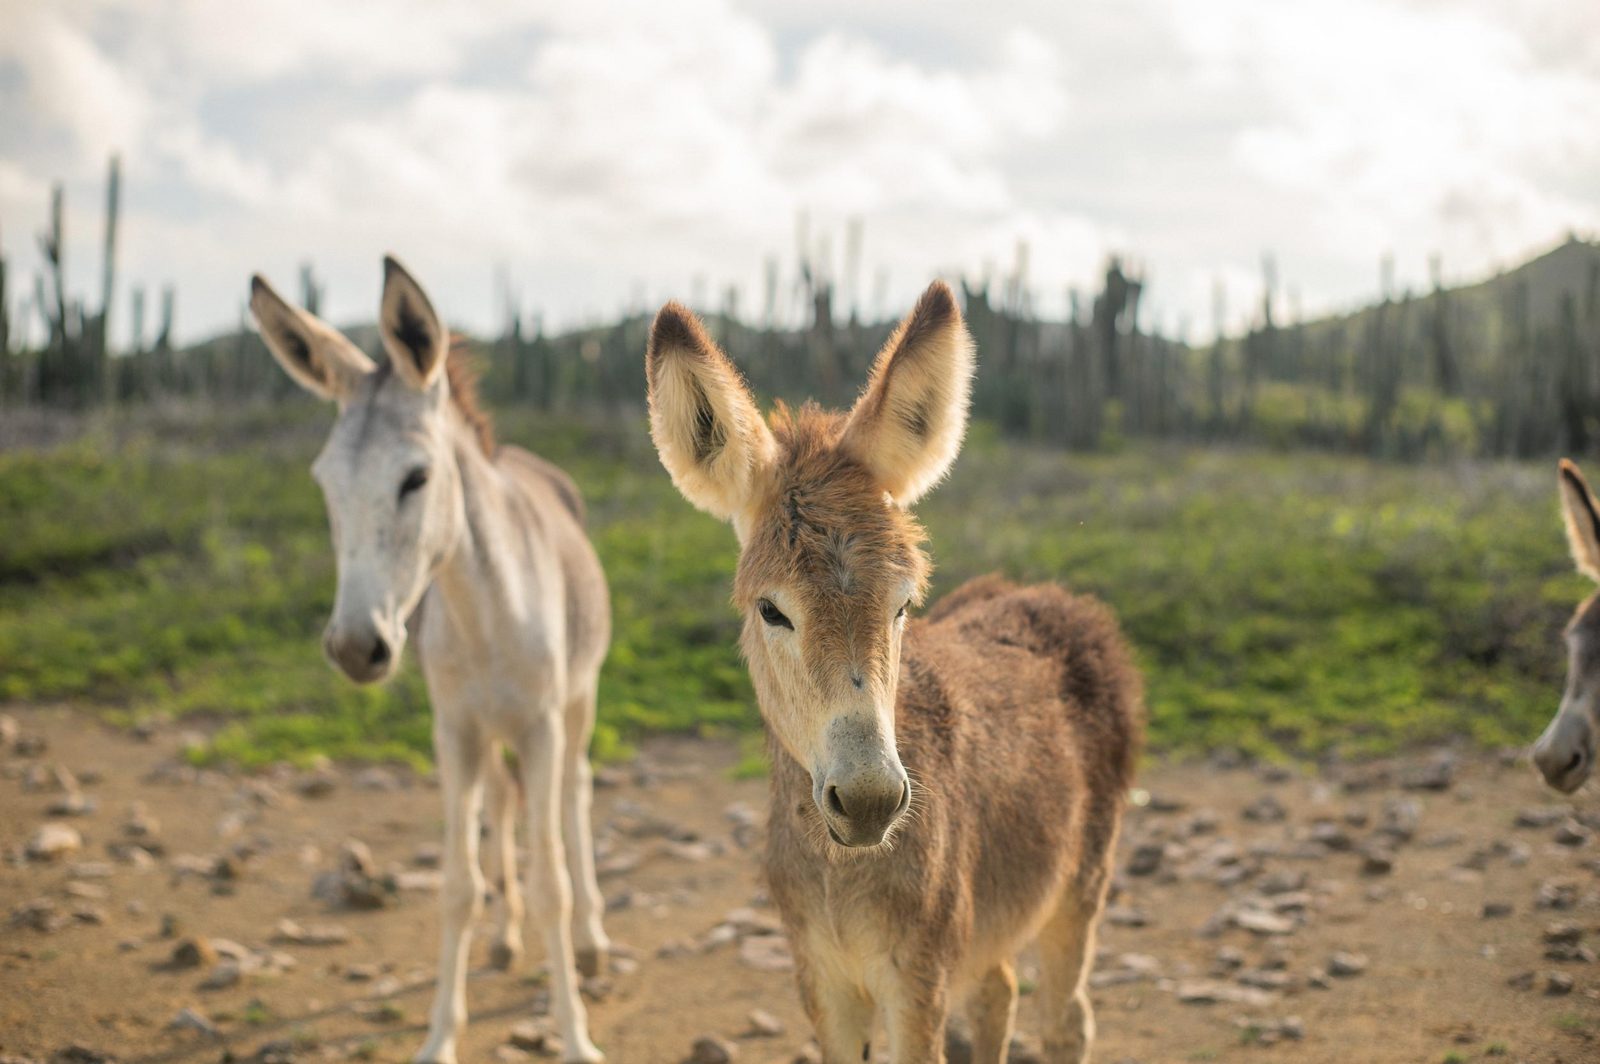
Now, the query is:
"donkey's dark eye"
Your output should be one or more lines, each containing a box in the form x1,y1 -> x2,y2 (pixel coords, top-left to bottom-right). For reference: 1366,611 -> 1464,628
758,599 -> 793,630
399,467 -> 430,500
896,602 -> 909,620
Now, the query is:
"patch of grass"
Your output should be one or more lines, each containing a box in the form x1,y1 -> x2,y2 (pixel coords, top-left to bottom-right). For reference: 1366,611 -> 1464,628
0,405 -> 1579,766
1485,1044 -> 1509,1057
1442,1053 -> 1466,1064
240,999 -> 273,1026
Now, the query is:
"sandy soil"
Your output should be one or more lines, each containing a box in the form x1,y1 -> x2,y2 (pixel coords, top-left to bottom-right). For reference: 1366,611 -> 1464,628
1,705 -> 1597,1064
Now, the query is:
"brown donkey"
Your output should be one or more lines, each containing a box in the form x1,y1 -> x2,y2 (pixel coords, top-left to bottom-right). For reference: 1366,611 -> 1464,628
645,281 -> 1143,1063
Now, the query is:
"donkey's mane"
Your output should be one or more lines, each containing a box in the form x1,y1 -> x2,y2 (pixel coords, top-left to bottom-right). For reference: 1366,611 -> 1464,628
444,338 -> 495,458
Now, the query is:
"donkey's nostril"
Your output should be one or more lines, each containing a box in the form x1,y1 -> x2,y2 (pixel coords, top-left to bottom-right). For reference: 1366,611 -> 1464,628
1567,750 -> 1585,775
369,638 -> 391,667
826,784 -> 847,818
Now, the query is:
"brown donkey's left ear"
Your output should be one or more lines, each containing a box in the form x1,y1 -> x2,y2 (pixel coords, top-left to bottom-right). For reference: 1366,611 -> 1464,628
840,279 -> 975,506
1560,458 -> 1600,582
380,255 -> 448,390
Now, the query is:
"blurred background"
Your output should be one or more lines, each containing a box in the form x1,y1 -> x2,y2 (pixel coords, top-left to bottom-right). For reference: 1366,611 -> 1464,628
2,0 -> 1599,768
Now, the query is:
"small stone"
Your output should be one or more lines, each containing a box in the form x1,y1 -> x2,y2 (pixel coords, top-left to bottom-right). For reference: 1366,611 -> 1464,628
1104,905 -> 1149,928
1378,797 -> 1422,842
1543,923 -> 1583,946
1327,951 -> 1368,977
167,1007 -> 218,1037
1554,820 -> 1591,847
46,792 -> 94,816
123,802 -> 159,838
1359,848 -> 1394,876
1125,843 -> 1163,877
27,823 -> 82,861
1545,971 -> 1575,995
1401,753 -> 1454,791
0,713 -> 16,746
1175,979 -> 1276,1006
412,843 -> 442,868
1211,946 -> 1246,975
507,1019 -> 560,1055
273,919 -> 351,946
1481,902 -> 1513,919
688,1035 -> 737,1063
1242,795 -> 1287,823
1514,806 -> 1567,829
1536,879 -> 1578,911
297,771 -> 337,798
171,937 -> 218,969
1234,909 -> 1294,936
198,960 -> 243,990
746,1009 -> 785,1037
1506,970 -> 1536,991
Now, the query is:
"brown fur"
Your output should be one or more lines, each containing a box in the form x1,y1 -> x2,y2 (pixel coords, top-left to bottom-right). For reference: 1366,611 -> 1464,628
646,284 -> 1144,1063
444,337 -> 496,459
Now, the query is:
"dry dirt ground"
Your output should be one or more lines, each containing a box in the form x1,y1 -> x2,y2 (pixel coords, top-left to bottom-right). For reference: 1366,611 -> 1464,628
2,704 -> 1598,1064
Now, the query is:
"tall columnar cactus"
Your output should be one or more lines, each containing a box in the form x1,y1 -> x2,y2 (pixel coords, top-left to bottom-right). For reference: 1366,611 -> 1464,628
99,155 -> 120,356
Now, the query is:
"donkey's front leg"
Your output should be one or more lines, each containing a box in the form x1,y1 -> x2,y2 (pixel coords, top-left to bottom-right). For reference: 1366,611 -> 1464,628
563,688 -> 610,977
518,714 -> 604,1063
881,964 -> 951,1064
415,723 -> 489,1064
796,952 -> 875,1064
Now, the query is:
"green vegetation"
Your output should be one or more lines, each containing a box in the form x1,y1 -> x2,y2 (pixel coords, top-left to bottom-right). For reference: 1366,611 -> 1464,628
0,405 -> 1579,767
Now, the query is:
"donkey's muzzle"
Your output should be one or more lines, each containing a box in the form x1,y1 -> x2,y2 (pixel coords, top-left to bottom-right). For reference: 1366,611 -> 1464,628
818,767 -> 911,848
1533,710 -> 1593,794
323,624 -> 397,685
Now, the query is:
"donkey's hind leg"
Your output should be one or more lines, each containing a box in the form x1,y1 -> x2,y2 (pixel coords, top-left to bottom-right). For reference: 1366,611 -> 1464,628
1035,884 -> 1106,1064
562,686 -> 610,977
484,744 -> 526,971
966,960 -> 1018,1064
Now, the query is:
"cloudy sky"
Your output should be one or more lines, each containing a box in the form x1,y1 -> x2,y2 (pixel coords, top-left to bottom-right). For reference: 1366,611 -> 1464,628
1,0 -> 1597,347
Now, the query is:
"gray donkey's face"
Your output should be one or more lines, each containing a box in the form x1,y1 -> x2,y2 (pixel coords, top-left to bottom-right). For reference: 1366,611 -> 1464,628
1536,460 -> 1600,793
250,257 -> 461,684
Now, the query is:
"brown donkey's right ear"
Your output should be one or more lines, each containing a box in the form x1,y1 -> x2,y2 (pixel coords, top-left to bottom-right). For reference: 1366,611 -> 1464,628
1560,458 -> 1600,581
645,302 -> 776,528
839,279 -> 975,507
249,274 -> 375,402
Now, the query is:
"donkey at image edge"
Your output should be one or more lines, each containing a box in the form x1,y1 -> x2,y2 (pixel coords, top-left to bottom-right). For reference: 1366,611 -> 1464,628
1534,458 -> 1600,794
249,259 -> 610,1063
645,281 -> 1144,1063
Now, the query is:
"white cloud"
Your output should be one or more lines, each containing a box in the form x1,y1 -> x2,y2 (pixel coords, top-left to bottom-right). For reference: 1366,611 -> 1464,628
0,0 -> 1594,345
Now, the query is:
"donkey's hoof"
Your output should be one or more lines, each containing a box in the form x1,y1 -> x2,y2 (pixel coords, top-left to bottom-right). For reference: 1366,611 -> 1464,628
562,1040 -> 605,1064
576,946 -> 607,979
489,939 -> 523,971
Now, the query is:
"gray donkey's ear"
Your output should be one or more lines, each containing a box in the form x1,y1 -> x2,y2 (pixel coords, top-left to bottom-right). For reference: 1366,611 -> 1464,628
380,255 -> 448,391
250,274 -> 374,402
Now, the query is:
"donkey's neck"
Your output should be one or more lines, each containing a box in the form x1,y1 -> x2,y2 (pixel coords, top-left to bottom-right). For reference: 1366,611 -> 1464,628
419,417 -> 521,649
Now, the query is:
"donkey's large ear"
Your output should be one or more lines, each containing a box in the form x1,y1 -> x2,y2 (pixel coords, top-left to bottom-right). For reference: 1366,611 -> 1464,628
249,274 -> 375,402
646,302 -> 776,526
839,279 -> 974,506
379,255 -> 448,390
1560,459 -> 1600,581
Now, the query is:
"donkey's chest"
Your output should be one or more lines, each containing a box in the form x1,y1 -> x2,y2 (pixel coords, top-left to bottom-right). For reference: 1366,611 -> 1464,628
415,590 -> 567,709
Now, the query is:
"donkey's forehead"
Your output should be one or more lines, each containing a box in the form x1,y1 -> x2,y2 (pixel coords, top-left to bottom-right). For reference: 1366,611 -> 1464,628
318,371 -> 437,468
735,456 -> 929,604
